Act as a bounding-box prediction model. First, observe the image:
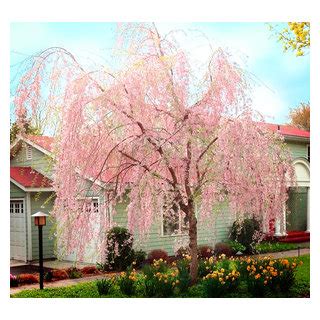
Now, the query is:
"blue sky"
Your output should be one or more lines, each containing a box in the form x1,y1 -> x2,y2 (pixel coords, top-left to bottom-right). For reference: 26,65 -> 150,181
10,22 -> 310,124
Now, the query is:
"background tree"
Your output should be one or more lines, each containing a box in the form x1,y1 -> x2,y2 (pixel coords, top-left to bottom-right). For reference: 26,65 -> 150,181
269,22 -> 310,56
289,102 -> 310,131
14,23 -> 295,282
10,118 -> 40,143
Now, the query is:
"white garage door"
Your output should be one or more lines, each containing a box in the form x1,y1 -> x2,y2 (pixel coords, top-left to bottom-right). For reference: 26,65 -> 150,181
10,200 -> 27,261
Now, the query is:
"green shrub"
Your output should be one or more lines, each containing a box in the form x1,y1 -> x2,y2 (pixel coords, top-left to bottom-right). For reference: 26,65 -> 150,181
141,260 -> 177,297
240,256 -> 301,297
96,278 -> 114,296
272,258 -> 300,292
141,264 -> 157,297
230,218 -> 261,254
148,258 -> 169,273
175,258 -> 192,293
227,240 -> 246,254
198,259 -> 212,278
202,268 -> 240,297
66,267 -> 82,279
105,227 -> 134,271
133,249 -> 147,268
118,267 -> 137,296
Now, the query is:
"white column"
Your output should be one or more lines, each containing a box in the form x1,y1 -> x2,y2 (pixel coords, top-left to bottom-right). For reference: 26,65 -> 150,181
262,212 -> 267,234
282,204 -> 287,236
275,205 -> 287,237
306,187 -> 310,232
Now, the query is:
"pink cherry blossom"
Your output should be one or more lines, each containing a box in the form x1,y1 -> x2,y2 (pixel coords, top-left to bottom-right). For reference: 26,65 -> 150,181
14,24 -> 295,281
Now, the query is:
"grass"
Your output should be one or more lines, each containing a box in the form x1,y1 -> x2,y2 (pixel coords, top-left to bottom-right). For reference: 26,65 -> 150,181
12,254 -> 310,298
288,254 -> 310,297
255,241 -> 309,254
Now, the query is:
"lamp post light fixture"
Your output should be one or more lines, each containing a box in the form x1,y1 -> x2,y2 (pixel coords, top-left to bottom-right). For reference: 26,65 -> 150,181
31,211 -> 48,289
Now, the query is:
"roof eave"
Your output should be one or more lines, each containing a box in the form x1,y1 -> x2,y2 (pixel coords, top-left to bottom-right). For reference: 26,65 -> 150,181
284,135 -> 310,142
10,178 -> 54,192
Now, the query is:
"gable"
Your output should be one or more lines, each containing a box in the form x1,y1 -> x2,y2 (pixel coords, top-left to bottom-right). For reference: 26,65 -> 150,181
286,140 -> 309,160
10,142 -> 54,179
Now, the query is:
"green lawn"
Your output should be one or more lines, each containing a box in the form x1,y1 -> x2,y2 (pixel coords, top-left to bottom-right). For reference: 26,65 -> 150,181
255,241 -> 309,254
11,255 -> 310,298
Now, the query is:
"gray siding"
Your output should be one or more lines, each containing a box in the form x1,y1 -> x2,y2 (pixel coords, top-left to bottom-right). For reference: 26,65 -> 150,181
286,140 -> 308,160
30,192 -> 56,260
112,198 -> 235,256
10,182 -> 25,198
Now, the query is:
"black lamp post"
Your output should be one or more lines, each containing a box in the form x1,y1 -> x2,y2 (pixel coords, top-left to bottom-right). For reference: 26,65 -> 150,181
32,211 -> 48,290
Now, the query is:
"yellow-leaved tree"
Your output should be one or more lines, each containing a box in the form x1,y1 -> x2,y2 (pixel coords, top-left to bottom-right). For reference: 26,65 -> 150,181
270,22 -> 310,56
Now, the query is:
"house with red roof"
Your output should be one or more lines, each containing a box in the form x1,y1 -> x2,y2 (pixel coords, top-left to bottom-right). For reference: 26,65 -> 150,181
10,125 -> 310,263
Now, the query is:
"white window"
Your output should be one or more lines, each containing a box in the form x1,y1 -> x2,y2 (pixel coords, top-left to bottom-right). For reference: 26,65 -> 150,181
26,144 -> 32,160
162,210 -> 188,236
83,197 -> 99,214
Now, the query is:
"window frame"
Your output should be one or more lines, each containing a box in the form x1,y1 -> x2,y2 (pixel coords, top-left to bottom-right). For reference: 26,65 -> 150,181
161,209 -> 188,237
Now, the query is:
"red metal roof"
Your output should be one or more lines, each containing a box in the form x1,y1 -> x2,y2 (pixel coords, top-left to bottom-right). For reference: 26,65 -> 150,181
10,167 -> 52,188
26,135 -> 54,152
263,123 -> 310,138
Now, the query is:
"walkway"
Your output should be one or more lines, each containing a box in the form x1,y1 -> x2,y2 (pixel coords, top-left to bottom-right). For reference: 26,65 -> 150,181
253,248 -> 310,259
10,272 -> 118,295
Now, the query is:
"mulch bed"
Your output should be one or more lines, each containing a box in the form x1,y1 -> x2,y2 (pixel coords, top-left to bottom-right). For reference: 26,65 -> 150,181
10,265 -> 53,276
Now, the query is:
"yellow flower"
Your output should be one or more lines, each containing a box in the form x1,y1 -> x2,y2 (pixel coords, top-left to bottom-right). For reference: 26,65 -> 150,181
264,280 -> 268,285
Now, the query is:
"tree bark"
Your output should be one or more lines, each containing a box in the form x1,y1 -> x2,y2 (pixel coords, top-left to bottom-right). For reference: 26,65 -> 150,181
188,208 -> 198,284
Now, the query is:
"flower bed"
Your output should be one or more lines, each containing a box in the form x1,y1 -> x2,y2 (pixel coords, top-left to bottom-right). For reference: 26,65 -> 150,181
11,255 -> 309,298
10,265 -> 103,287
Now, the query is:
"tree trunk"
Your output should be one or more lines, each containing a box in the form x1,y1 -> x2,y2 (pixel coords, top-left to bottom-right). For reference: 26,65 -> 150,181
188,209 -> 198,284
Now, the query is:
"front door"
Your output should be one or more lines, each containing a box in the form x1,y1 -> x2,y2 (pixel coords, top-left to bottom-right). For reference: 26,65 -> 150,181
286,187 -> 308,231
10,200 -> 27,261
